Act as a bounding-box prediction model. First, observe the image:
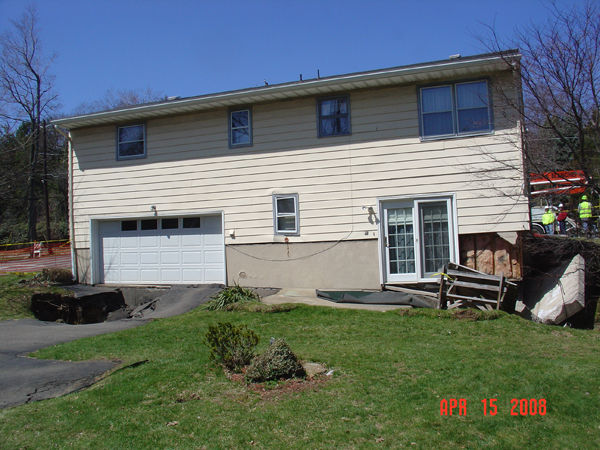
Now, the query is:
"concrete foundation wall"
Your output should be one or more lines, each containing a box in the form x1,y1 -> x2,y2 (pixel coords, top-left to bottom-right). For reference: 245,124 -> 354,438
226,239 -> 381,290
75,248 -> 92,284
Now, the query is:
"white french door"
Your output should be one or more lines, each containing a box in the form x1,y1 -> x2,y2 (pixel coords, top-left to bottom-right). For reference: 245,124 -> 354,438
382,197 -> 456,283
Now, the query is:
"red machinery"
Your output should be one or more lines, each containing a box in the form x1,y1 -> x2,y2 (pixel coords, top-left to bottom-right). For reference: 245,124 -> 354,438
529,170 -> 587,197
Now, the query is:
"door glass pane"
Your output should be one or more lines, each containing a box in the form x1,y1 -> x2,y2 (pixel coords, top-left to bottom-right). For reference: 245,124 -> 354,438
387,207 -> 415,275
420,202 -> 450,274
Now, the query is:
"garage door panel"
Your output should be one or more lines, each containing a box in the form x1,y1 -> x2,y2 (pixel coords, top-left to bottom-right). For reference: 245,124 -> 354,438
139,235 -> 159,247
120,252 -> 139,265
140,252 -> 159,264
103,237 -> 121,249
181,234 -> 202,246
120,236 -> 139,249
160,269 -> 182,283
98,215 -> 224,284
160,235 -> 180,247
182,269 -> 203,282
182,251 -> 203,264
205,268 -> 225,283
120,269 -> 140,282
160,251 -> 181,264
202,216 -> 221,230
204,250 -> 224,264
101,222 -> 121,234
204,233 -> 223,245
140,269 -> 159,282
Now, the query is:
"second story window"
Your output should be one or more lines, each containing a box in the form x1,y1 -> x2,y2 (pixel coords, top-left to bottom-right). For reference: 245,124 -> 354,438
420,80 -> 492,139
117,124 -> 146,160
229,108 -> 252,147
318,96 -> 350,137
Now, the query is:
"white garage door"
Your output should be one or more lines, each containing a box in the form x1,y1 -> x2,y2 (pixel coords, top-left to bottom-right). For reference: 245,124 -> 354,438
98,215 -> 224,284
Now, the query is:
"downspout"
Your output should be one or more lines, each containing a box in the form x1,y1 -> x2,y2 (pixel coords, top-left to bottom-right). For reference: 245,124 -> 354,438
54,126 -> 78,282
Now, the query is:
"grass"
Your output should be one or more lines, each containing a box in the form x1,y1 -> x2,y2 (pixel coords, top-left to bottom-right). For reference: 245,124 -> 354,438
0,273 -> 71,320
0,305 -> 599,448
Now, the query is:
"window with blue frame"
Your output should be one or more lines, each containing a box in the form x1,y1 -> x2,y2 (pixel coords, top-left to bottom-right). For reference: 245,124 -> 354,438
318,96 -> 350,137
420,80 -> 491,138
229,108 -> 252,147
117,124 -> 146,159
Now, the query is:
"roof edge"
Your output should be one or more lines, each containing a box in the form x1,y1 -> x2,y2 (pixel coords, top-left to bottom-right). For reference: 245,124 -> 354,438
53,49 -> 520,129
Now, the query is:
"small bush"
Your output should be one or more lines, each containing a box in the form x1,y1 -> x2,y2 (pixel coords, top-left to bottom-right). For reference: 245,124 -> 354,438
34,268 -> 73,284
204,285 -> 260,311
245,338 -> 306,383
205,322 -> 259,372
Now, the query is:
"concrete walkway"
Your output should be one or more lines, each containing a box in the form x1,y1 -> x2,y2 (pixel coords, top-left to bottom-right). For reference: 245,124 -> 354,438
261,288 -> 409,312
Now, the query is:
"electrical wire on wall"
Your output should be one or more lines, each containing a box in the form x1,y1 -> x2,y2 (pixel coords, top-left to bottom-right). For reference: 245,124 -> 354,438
228,137 -> 364,262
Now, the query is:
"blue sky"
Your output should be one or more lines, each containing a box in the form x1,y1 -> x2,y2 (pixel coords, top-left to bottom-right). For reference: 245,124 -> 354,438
0,0 -> 591,115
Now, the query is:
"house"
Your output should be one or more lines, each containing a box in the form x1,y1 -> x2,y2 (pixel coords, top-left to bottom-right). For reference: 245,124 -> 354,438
53,50 -> 530,289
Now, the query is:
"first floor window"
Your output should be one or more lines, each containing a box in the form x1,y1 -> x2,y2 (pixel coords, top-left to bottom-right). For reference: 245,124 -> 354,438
273,194 -> 299,234
420,80 -> 491,138
229,108 -> 252,147
318,96 -> 350,137
117,124 -> 146,159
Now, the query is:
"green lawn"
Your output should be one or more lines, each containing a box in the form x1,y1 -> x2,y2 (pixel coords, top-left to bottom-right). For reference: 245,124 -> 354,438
1,305 -> 599,448
0,273 -> 71,320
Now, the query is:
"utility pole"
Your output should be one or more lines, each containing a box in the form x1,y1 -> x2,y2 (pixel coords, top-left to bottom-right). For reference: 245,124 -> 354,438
43,120 -> 51,241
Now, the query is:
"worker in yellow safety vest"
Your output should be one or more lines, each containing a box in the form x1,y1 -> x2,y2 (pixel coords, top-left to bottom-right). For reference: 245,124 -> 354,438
542,206 -> 556,235
578,194 -> 593,235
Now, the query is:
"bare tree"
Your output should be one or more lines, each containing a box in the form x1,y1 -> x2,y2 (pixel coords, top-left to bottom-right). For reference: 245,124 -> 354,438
483,1 -> 600,195
72,87 -> 165,115
0,5 -> 58,241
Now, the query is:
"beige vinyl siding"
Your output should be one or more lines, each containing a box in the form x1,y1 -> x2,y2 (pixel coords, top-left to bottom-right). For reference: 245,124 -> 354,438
71,72 -> 528,248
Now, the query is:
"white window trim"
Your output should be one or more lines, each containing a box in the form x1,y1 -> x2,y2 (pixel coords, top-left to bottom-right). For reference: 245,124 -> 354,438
116,124 -> 146,160
377,193 -> 459,285
229,108 -> 252,148
419,80 -> 492,140
273,194 -> 299,235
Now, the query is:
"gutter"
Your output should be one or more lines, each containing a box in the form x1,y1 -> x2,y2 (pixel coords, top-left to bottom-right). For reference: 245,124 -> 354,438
53,125 -> 78,282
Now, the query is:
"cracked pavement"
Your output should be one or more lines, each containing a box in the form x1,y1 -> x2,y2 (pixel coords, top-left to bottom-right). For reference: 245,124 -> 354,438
0,285 -> 219,409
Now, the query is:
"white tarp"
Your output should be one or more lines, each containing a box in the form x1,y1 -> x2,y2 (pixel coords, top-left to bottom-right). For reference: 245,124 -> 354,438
517,254 -> 585,324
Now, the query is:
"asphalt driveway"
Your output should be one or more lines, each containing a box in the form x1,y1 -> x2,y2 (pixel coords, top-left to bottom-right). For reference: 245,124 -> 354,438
0,285 -> 219,409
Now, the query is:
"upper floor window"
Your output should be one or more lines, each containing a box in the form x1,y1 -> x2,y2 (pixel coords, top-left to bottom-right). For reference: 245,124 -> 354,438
318,96 -> 350,137
229,108 -> 252,147
117,124 -> 146,159
419,80 -> 492,139
273,194 -> 299,235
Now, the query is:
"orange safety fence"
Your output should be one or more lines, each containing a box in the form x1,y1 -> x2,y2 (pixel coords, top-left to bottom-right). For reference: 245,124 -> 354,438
0,240 -> 72,273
